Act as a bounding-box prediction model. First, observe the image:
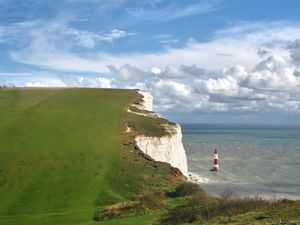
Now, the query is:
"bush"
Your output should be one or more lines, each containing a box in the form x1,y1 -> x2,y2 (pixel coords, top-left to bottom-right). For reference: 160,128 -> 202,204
140,190 -> 162,208
188,189 -> 212,205
188,191 -> 218,220
161,187 -> 290,224
159,205 -> 199,225
160,184 -> 216,224
217,189 -> 285,221
171,182 -> 203,197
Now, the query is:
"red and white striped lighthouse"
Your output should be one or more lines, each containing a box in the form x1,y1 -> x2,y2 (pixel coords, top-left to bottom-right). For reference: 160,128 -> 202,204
210,148 -> 219,171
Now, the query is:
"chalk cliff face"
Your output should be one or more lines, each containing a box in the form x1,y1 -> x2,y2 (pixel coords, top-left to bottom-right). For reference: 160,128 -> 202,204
132,90 -> 188,177
132,90 -> 153,111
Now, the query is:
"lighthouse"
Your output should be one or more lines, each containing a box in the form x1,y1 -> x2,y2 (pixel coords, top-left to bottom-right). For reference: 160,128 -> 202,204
210,148 -> 219,171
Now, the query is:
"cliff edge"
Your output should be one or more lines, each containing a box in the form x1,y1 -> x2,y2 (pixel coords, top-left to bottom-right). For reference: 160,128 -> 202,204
128,90 -> 188,177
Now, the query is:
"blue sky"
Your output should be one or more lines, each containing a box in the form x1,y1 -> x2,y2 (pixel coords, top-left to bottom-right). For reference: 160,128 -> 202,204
1,0 -> 300,124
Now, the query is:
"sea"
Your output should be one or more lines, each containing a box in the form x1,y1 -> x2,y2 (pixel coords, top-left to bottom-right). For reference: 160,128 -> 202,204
181,124 -> 300,200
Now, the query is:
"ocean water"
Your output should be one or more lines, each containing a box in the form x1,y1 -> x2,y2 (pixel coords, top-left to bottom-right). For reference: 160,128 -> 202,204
182,124 -> 300,200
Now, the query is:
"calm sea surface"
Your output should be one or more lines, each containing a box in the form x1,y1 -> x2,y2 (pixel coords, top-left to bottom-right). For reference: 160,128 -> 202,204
181,124 -> 300,199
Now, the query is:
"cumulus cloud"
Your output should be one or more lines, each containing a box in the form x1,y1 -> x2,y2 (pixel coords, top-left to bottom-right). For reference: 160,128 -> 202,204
246,55 -> 299,91
107,64 -> 152,82
196,75 -> 250,97
61,76 -> 112,88
104,45 -> 300,114
287,40 -> 300,68
153,80 -> 191,97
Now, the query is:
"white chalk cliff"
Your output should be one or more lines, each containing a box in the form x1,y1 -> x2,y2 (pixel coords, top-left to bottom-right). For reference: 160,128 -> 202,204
136,90 -> 153,111
131,90 -> 188,177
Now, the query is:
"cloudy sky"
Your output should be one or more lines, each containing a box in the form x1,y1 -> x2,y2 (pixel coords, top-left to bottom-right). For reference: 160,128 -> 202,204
1,0 -> 300,124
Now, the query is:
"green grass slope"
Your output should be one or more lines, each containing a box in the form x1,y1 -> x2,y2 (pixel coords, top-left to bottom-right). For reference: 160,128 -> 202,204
0,88 -> 180,225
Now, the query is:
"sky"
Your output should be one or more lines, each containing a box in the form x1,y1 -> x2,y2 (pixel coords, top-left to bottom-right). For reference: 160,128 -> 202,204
1,0 -> 300,124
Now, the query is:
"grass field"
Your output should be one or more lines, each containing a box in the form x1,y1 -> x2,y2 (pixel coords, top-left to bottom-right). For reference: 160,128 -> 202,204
0,88 -> 179,225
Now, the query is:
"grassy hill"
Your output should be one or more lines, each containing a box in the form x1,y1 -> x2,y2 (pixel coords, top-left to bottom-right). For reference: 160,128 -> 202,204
0,88 -> 180,225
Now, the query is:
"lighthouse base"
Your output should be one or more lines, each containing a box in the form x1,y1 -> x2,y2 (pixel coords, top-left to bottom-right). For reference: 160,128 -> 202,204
210,167 -> 218,172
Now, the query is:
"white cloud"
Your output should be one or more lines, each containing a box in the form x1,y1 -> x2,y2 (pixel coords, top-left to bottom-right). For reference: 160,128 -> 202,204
0,20 -> 134,50
105,48 -> 300,114
61,76 -> 112,88
65,28 -> 136,48
5,48 -> 300,115
125,0 -> 220,24
224,65 -> 248,81
9,21 -> 300,74
24,78 -> 66,87
196,76 -> 241,96
154,34 -> 180,45
108,64 -> 152,82
157,39 -> 179,44
150,67 -> 161,74
246,55 -> 299,91
64,0 -> 219,26
3,20 -> 300,116
287,40 -> 300,68
21,75 -> 112,88
25,82 -> 51,87
153,79 -> 191,97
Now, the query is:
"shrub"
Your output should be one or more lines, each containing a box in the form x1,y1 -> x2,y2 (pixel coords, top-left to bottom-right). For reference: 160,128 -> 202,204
159,205 -> 199,225
160,184 -> 217,224
188,191 -> 218,220
172,182 -> 203,197
139,190 -> 162,209
160,187 -> 290,224
188,188 -> 212,205
217,190 -> 285,221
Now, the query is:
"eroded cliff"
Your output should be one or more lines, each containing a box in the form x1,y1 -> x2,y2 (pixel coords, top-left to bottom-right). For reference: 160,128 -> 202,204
128,90 -> 188,177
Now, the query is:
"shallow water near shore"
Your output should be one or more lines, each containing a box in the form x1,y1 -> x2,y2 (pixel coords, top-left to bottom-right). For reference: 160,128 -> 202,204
182,124 -> 300,200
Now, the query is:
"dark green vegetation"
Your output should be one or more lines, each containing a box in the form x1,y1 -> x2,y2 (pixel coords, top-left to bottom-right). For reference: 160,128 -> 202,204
0,88 -> 299,225
159,183 -> 300,225
0,88 -> 181,225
